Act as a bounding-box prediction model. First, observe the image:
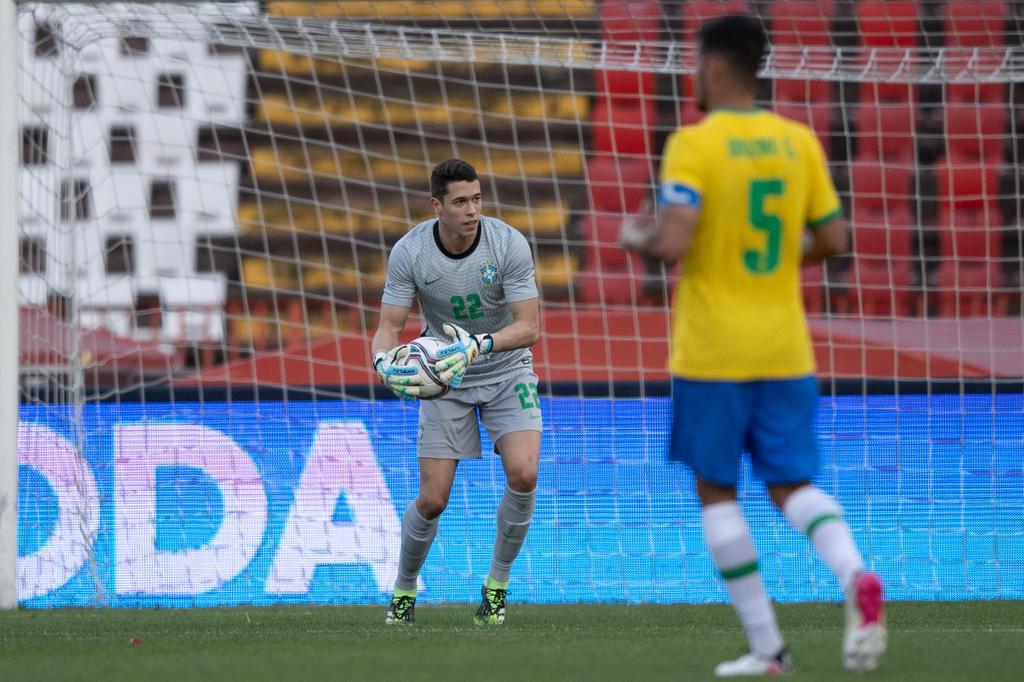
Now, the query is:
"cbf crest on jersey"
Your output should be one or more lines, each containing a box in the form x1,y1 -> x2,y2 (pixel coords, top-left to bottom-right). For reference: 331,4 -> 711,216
480,261 -> 498,285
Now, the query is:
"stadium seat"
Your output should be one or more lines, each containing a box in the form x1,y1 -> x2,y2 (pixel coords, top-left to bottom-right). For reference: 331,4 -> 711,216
849,211 -> 917,316
679,0 -> 750,40
857,0 -> 920,48
590,99 -> 655,156
935,160 -> 1006,316
600,0 -> 663,42
856,1 -> 920,104
943,0 -> 1009,103
935,211 -> 1006,316
769,3 -> 835,148
936,159 -> 1002,215
594,49 -> 657,105
847,161 -> 917,315
774,100 -> 832,153
577,214 -> 646,305
944,0 -> 1009,47
586,154 -> 654,214
854,102 -> 916,161
769,0 -> 836,71
850,160 -> 914,215
801,262 -> 826,314
944,102 -> 1007,162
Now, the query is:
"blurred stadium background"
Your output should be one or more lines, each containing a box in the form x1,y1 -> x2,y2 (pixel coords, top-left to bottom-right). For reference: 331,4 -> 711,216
7,1 -> 1023,611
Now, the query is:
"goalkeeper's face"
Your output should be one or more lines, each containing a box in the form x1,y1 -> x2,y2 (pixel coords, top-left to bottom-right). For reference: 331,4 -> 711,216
433,180 -> 483,238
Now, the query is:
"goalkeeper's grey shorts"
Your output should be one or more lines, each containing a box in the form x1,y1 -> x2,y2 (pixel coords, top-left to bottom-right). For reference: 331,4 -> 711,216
417,370 -> 542,459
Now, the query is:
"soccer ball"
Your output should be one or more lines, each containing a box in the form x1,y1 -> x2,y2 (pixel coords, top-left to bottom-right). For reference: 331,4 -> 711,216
396,336 -> 451,400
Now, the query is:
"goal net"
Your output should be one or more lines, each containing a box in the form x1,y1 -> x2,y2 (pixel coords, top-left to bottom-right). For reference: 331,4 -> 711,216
9,0 -> 1023,608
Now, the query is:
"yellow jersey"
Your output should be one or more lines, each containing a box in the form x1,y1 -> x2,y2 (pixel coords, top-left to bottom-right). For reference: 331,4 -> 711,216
659,108 -> 842,380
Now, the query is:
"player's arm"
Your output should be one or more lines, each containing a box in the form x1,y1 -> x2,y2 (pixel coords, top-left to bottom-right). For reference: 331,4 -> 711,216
801,131 -> 848,264
621,129 -> 703,264
802,216 -> 849,264
371,302 -> 410,358
370,303 -> 422,400
489,296 -> 540,352
620,202 -> 700,265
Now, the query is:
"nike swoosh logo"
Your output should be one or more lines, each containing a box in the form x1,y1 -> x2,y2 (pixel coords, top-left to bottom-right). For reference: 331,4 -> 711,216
423,277 -> 442,287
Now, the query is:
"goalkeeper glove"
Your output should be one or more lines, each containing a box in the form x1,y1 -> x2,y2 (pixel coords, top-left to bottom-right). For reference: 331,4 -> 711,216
373,345 -> 422,400
435,322 -> 494,388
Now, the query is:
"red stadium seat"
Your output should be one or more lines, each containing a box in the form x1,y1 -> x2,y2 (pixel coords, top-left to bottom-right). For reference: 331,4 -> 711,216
934,160 -> 1006,316
856,1 -> 920,104
774,78 -> 832,104
577,214 -> 646,305
849,210 -> 916,316
857,0 -> 920,48
849,160 -> 913,215
600,0 -> 662,42
594,46 -> 657,105
586,154 -> 654,214
590,99 -> 655,156
944,0 -> 1008,48
936,158 -> 1001,215
846,161 -> 917,315
769,0 -> 835,71
595,66 -> 656,105
769,0 -> 834,45
944,102 -> 1007,162
801,262 -> 826,314
775,101 -> 832,154
679,0 -> 751,40
935,211 -> 1006,316
943,0 -> 1008,103
855,102 -> 916,161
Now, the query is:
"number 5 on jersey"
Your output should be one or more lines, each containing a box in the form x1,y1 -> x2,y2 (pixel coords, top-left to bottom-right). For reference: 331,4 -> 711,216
745,178 -> 784,275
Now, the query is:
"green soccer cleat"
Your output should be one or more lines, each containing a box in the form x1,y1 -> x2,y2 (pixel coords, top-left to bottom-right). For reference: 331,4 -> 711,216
385,592 -> 416,625
473,584 -> 507,625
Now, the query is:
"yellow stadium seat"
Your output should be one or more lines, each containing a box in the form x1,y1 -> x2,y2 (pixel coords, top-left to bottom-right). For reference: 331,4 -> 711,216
536,252 -> 578,286
242,258 -> 298,290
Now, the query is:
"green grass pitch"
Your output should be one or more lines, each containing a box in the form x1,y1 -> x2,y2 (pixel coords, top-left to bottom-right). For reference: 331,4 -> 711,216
1,601 -> 1021,680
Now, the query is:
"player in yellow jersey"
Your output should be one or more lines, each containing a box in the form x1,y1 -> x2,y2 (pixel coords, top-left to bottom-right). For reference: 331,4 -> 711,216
622,15 -> 886,677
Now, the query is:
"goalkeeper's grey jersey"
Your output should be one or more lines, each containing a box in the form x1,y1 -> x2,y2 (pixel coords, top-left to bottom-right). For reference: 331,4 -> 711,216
381,216 -> 539,388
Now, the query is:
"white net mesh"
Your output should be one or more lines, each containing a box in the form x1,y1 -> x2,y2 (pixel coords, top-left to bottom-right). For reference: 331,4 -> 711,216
12,1 -> 1024,607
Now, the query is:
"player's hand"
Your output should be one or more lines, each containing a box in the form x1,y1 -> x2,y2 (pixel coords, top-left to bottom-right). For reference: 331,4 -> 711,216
435,322 -> 493,388
618,198 -> 656,252
373,345 -> 422,400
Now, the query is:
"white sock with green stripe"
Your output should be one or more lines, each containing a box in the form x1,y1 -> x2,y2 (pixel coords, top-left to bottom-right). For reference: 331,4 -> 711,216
783,485 -> 864,591
703,501 -> 784,658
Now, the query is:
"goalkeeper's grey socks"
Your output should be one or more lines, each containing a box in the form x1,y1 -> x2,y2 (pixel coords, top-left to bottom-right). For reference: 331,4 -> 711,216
488,485 -> 537,584
394,502 -> 440,591
703,501 -> 785,658
783,485 -> 864,591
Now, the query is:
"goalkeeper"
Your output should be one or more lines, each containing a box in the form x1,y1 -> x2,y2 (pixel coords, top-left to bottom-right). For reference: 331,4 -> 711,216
622,15 -> 886,677
370,158 -> 542,626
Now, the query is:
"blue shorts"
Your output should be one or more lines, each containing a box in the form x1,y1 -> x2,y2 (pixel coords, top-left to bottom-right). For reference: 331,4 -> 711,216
669,376 -> 819,486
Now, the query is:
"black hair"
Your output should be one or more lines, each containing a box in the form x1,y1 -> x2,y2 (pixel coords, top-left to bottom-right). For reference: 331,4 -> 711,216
697,14 -> 767,87
430,158 -> 479,199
